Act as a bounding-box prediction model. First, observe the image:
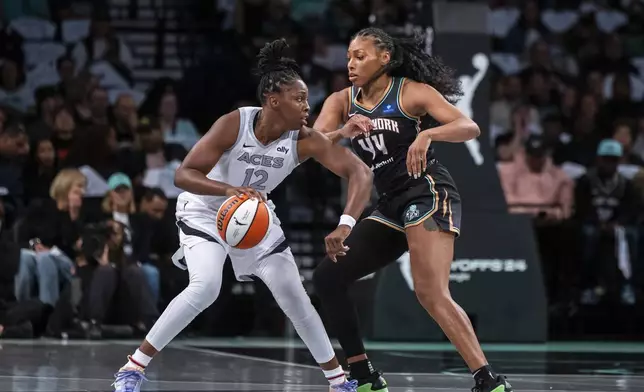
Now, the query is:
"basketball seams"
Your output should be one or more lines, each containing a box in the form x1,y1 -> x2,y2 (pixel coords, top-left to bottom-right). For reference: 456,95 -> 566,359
237,202 -> 270,248
216,195 -> 271,249
217,195 -> 242,240
234,199 -> 261,248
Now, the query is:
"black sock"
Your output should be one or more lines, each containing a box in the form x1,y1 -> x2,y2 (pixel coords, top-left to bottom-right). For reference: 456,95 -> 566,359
473,365 -> 497,384
349,359 -> 375,380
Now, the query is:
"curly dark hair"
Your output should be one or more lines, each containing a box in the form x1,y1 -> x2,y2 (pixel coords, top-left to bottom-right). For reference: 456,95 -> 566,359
353,27 -> 463,103
253,38 -> 302,104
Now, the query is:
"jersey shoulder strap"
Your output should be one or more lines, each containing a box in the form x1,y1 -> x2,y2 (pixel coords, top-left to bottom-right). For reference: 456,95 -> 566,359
226,106 -> 260,152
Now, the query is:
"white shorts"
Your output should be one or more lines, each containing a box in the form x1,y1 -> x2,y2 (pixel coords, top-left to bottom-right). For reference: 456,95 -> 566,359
173,199 -> 287,282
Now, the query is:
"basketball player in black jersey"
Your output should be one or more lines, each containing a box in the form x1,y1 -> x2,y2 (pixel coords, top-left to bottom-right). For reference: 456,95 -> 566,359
312,28 -> 513,392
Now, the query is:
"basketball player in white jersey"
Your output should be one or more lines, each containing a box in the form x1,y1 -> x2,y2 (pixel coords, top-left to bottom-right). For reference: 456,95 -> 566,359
113,39 -> 374,392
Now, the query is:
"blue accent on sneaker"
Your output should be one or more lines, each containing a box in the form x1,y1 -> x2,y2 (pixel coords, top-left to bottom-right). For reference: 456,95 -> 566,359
113,369 -> 148,392
333,379 -> 359,391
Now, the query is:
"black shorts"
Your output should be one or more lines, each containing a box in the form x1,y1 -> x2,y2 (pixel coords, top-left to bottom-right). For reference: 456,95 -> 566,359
366,163 -> 462,236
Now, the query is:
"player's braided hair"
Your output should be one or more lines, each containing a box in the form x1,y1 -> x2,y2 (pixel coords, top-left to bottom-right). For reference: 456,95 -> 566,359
353,27 -> 463,103
254,38 -> 301,104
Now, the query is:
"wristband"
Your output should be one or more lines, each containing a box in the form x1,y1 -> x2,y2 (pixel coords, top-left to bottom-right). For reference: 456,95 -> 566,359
338,214 -> 356,229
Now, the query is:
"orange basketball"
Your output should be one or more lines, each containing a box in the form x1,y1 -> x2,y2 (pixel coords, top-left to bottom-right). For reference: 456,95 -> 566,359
216,195 -> 272,249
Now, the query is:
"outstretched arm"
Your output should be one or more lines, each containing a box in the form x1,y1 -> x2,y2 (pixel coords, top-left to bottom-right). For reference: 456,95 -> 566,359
298,128 -> 373,261
298,128 -> 373,220
314,90 -> 372,143
174,110 -> 263,200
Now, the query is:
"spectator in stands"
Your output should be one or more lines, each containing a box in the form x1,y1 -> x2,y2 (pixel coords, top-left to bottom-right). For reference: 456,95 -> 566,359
138,188 -> 173,300
559,85 -> 578,128
593,34 -> 637,76
498,135 -> 573,220
502,0 -> 548,54
85,86 -> 110,126
123,120 -> 187,184
0,59 -> 33,113
0,198 -> 43,339
492,104 -> 541,160
612,121 -> 644,167
525,69 -> 559,117
494,133 -> 515,163
112,93 -> 138,145
23,138 -> 58,202
15,169 -> 85,307
554,94 -> 600,167
99,173 -> 161,303
71,9 -> 134,75
27,86 -> 63,141
66,71 -> 102,127
632,116 -> 644,161
139,188 -> 168,222
51,106 -> 76,163
598,73 -> 641,130
65,124 -> 121,180
575,140 -> 639,305
541,114 -> 567,161
56,56 -> 75,90
99,173 -> 136,255
490,75 -> 525,137
76,219 -> 158,339
0,123 -> 30,220
157,91 -> 200,151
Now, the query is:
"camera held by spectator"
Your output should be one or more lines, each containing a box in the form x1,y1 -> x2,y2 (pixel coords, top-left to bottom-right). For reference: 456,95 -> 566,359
80,222 -> 113,267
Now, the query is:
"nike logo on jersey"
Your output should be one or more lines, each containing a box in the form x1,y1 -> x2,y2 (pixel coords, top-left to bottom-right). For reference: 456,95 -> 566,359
348,112 -> 358,118
243,143 -> 254,148
233,217 -> 247,226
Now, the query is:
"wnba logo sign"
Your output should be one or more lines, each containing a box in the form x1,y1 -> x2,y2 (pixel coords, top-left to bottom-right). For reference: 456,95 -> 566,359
424,28 -> 488,167
456,53 -> 488,167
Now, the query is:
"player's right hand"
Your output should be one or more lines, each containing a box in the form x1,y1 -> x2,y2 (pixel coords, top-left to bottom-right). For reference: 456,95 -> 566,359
340,113 -> 373,138
325,225 -> 351,262
225,186 -> 266,201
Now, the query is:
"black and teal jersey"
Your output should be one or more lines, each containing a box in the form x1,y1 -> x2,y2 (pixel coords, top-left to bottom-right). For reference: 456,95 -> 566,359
348,76 -> 436,195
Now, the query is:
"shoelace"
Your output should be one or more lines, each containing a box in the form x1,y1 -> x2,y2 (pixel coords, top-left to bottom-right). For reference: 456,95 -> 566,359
332,379 -> 359,391
112,370 -> 148,391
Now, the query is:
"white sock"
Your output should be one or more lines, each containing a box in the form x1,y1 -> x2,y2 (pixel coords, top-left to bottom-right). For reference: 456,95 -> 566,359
126,349 -> 153,369
323,366 -> 347,386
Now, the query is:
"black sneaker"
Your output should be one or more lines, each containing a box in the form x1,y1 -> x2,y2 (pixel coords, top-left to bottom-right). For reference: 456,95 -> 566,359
472,375 -> 513,392
351,370 -> 389,392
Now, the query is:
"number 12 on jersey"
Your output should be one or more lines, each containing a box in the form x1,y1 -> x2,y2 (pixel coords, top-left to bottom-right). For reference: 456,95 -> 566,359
242,168 -> 268,190
357,133 -> 388,160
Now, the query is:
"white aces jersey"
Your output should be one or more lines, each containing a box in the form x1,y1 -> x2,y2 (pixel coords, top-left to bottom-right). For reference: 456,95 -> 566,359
177,106 -> 301,212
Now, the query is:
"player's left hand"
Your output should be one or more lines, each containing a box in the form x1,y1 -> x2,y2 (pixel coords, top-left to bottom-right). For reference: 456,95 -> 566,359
407,132 -> 432,178
340,114 -> 373,138
325,225 -> 351,262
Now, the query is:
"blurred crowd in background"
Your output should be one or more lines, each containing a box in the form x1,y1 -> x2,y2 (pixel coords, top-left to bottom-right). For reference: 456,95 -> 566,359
0,0 -> 642,341
489,0 -> 644,310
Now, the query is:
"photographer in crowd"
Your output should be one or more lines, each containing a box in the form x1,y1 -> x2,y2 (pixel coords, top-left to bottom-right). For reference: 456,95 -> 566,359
76,220 -> 159,339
